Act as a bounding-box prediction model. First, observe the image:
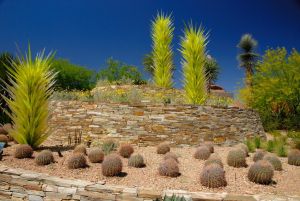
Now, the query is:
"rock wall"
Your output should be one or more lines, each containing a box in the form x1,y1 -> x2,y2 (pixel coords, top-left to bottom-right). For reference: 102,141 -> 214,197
48,101 -> 265,146
0,165 -> 299,201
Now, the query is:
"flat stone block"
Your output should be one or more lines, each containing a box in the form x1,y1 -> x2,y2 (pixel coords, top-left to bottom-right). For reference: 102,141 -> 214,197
137,188 -> 161,199
224,194 -> 257,201
28,195 -> 43,201
191,192 -> 227,201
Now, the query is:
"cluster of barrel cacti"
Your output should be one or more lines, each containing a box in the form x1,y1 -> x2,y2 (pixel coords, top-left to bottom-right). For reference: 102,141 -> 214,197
157,143 -> 180,177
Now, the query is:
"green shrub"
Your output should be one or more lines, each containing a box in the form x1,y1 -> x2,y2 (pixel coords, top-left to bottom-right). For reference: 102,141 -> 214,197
254,135 -> 262,148
128,154 -> 145,168
245,139 -> 255,153
88,148 -> 104,163
200,163 -> 227,188
248,160 -> 274,185
287,130 -> 300,139
158,158 -> 180,177
161,194 -> 187,201
157,143 -> 170,154
263,154 -> 282,171
194,146 -> 211,160
35,150 -> 54,166
288,149 -> 300,166
266,140 -> 275,152
227,148 -> 247,167
14,144 -> 33,159
102,139 -> 118,155
119,144 -> 134,158
67,153 -> 87,169
275,143 -> 287,157
102,154 -> 123,176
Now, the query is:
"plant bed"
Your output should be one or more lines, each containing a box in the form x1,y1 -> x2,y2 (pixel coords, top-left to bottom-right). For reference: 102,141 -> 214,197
0,143 -> 299,197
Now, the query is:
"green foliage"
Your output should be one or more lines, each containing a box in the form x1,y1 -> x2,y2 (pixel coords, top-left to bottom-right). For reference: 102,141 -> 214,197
245,139 -> 255,153
102,154 -> 123,176
248,160 -> 274,185
51,90 -> 93,101
97,58 -> 145,85
152,12 -> 174,88
51,59 -> 95,90
205,56 -> 220,90
200,163 -> 227,188
180,23 -> 208,104
102,139 -> 118,155
35,150 -> 54,166
266,140 -> 275,152
2,48 -> 56,148
275,142 -> 287,157
161,194 -> 187,201
254,135 -> 262,148
143,52 -> 154,76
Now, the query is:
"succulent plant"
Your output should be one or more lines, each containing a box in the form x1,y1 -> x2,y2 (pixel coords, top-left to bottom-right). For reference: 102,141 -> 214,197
158,158 -> 180,177
253,149 -> 266,162
102,139 -> 118,155
128,154 -> 145,168
263,154 -> 282,171
204,153 -> 223,168
227,148 -> 247,167
14,144 -> 33,159
0,134 -> 8,147
203,141 -> 214,153
194,146 -> 211,160
163,152 -> 178,163
288,149 -> 300,166
73,144 -> 87,155
157,143 -> 170,154
200,163 -> 227,188
102,154 -> 123,176
162,194 -> 187,201
35,150 -> 54,166
119,144 -> 134,158
248,160 -> 274,185
67,153 -> 87,169
88,148 -> 104,163
237,143 -> 249,156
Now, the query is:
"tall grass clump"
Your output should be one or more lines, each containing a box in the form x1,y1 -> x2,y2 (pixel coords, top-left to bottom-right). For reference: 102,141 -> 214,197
180,23 -> 208,104
1,47 -> 56,148
151,12 -> 174,88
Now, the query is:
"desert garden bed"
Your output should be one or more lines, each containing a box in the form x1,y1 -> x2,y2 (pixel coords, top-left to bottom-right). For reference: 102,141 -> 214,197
1,142 -> 299,197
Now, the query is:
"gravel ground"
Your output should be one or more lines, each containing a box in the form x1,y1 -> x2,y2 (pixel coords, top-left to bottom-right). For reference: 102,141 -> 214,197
1,144 -> 300,196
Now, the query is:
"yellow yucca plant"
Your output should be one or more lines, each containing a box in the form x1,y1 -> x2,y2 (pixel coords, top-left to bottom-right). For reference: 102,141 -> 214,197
1,47 -> 56,148
152,12 -> 174,88
180,23 -> 208,104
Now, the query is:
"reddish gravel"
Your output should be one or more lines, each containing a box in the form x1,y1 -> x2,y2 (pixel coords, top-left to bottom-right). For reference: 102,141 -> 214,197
1,143 -> 300,196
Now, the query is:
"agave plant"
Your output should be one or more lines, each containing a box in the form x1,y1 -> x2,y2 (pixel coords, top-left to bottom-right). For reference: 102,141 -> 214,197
180,23 -> 208,104
151,12 -> 174,88
1,47 -> 56,148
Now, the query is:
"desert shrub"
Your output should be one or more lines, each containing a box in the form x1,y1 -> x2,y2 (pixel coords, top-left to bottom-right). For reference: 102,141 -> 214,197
227,148 -> 247,167
203,141 -> 214,153
248,160 -> 274,185
200,163 -> 227,188
158,158 -> 180,177
288,149 -> 300,166
51,90 -> 92,101
67,153 -> 87,169
237,143 -> 249,156
263,154 -> 282,171
204,153 -> 223,168
265,140 -> 275,152
73,144 -> 87,155
253,150 -> 266,162
157,143 -> 170,154
163,152 -> 178,163
275,143 -> 287,157
245,139 -> 255,153
88,148 -> 104,163
102,154 -> 123,176
254,135 -> 262,148
35,150 -> 54,166
128,154 -> 145,168
102,139 -> 118,155
119,144 -> 134,158
0,135 -> 8,147
14,144 -> 33,159
194,146 -> 211,160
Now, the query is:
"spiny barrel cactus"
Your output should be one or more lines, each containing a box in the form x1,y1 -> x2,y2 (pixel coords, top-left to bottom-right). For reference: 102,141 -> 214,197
88,148 -> 104,163
248,160 -> 274,185
14,144 -> 33,159
67,153 -> 87,169
237,143 -> 249,156
35,150 -> 54,166
119,144 -> 134,158
73,144 -> 87,155
203,141 -> 214,153
263,154 -> 282,171
157,143 -> 170,154
204,153 -> 223,168
158,158 -> 180,177
200,163 -> 227,188
102,154 -> 123,176
194,146 -> 211,160
253,149 -> 266,162
288,149 -> 300,166
227,148 -> 247,167
128,154 -> 145,168
164,152 -> 178,163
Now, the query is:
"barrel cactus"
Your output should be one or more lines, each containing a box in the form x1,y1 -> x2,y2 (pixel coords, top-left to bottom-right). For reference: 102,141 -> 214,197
237,143 -> 249,156
67,153 -> 87,169
253,149 -> 266,162
119,144 -> 134,158
158,158 -> 180,177
14,144 -> 33,159
288,149 -> 300,166
88,148 -> 104,163
227,148 -> 247,167
200,163 -> 227,188
248,160 -> 274,185
163,152 -> 178,163
157,143 -> 170,154
35,150 -> 54,166
263,154 -> 282,171
73,144 -> 87,155
203,141 -> 214,153
204,153 -> 223,168
194,146 -> 211,160
102,154 -> 123,176
128,154 -> 145,168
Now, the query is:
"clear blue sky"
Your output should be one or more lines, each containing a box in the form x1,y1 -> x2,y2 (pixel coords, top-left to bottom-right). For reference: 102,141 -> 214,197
1,0 -> 300,93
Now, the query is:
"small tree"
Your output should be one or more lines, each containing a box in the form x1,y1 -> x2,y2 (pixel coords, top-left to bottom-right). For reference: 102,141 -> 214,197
204,56 -> 220,92
142,53 -> 154,76
151,12 -> 174,88
180,23 -> 208,104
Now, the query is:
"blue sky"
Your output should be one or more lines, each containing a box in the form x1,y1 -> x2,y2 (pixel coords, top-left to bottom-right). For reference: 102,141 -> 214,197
0,0 -> 300,93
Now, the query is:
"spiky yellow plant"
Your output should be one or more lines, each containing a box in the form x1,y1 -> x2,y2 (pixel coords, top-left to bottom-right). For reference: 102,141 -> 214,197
152,12 -> 174,88
180,24 -> 208,104
1,47 -> 56,148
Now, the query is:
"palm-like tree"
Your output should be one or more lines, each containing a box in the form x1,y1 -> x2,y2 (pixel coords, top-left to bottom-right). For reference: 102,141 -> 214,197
204,56 -> 219,93
142,53 -> 154,76
237,34 -> 259,87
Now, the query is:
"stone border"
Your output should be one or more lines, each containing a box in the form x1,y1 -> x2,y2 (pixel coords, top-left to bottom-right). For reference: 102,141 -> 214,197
0,165 -> 299,201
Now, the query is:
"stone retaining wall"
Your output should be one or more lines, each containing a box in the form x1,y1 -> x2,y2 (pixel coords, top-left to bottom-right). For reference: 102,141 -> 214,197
0,165 -> 299,201
48,101 -> 265,146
